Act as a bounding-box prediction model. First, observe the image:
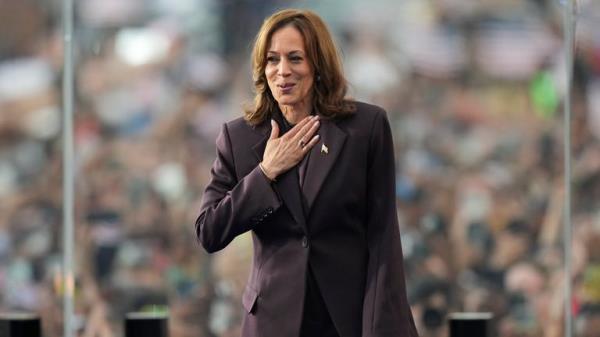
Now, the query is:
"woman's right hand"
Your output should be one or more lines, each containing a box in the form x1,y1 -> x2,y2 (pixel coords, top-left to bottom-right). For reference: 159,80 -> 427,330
260,115 -> 320,181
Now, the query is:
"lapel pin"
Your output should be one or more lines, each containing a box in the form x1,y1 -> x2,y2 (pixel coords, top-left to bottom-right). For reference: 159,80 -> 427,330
321,144 -> 328,154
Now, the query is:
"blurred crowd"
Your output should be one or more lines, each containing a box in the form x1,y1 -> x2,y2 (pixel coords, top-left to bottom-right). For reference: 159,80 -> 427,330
0,0 -> 599,336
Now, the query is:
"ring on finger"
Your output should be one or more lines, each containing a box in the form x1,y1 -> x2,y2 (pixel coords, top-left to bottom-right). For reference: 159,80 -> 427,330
299,139 -> 306,148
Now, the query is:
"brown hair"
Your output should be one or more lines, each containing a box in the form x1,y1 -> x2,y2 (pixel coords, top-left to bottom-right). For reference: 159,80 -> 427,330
244,8 -> 355,125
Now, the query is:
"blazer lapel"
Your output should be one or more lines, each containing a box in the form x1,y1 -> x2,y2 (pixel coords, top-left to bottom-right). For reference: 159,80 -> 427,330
275,168 -> 306,227
251,132 -> 268,164
302,118 -> 347,214
251,121 -> 307,229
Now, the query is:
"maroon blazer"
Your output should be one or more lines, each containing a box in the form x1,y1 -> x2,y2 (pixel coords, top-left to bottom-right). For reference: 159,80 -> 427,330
196,101 -> 418,337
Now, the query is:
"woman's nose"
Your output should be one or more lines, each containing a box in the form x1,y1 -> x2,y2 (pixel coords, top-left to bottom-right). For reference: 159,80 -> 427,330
278,59 -> 291,76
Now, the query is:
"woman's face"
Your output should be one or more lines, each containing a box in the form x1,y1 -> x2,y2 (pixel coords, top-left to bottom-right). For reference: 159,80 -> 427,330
265,25 -> 314,113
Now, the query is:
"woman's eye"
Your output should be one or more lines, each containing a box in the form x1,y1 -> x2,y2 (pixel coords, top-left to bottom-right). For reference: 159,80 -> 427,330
267,56 -> 279,63
290,56 -> 302,62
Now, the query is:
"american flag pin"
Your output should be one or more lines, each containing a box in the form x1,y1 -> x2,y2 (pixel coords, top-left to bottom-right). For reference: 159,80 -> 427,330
321,144 -> 328,154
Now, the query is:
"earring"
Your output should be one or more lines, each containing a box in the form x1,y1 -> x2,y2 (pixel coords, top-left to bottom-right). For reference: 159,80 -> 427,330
316,75 -> 321,81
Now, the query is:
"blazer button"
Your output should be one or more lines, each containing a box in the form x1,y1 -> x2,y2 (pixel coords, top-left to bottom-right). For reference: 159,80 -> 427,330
301,236 -> 308,248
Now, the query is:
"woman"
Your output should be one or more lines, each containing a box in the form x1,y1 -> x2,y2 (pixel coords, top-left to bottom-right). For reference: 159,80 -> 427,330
196,9 -> 418,337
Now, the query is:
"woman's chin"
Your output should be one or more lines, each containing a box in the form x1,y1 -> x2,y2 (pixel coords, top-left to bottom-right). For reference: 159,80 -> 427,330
276,100 -> 299,108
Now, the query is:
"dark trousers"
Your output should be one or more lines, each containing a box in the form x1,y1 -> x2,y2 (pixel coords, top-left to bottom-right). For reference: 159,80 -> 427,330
300,266 -> 341,337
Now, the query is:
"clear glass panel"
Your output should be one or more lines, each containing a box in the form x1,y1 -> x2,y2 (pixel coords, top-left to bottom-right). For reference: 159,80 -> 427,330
1,0 -> 599,337
0,0 -> 66,336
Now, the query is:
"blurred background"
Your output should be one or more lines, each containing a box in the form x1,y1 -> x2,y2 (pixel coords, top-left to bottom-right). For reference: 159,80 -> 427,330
0,0 -> 599,336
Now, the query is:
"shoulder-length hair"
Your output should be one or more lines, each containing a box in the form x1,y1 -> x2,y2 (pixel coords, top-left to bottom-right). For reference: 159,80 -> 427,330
244,8 -> 355,125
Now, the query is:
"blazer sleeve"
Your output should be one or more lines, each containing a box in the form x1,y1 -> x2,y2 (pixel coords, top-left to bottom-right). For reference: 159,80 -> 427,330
195,123 -> 282,253
362,110 -> 419,337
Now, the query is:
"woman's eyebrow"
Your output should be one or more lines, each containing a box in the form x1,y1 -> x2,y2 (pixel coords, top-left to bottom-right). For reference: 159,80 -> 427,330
267,50 -> 304,55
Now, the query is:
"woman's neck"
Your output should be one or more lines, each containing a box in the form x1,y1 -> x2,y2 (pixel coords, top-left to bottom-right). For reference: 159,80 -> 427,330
280,104 -> 311,125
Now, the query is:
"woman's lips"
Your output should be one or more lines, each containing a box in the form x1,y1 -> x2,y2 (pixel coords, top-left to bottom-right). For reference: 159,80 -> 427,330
279,83 -> 295,94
